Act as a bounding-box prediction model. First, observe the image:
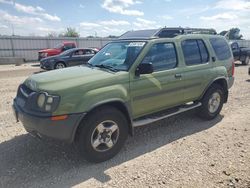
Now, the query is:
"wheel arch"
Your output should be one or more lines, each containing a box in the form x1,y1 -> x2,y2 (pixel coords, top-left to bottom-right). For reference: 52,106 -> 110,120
73,100 -> 133,143
54,61 -> 66,69
200,77 -> 229,103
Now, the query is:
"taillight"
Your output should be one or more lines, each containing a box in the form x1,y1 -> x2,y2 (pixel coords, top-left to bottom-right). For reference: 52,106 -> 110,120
232,61 -> 235,76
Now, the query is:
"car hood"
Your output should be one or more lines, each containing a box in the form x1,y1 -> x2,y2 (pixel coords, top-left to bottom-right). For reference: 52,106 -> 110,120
38,48 -> 58,53
41,54 -> 61,61
24,66 -> 123,92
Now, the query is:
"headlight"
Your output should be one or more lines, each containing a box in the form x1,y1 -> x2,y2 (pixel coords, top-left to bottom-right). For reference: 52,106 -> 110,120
37,93 -> 46,108
41,52 -> 48,57
36,92 -> 60,112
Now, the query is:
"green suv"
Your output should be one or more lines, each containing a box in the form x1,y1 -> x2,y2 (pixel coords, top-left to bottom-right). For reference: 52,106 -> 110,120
13,28 -> 234,162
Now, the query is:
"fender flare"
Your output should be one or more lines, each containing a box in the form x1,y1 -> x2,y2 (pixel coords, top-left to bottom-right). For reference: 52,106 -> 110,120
72,99 -> 134,142
198,77 -> 228,102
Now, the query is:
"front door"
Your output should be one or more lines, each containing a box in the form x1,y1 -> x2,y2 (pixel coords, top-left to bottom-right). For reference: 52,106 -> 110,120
67,49 -> 84,66
130,42 -> 186,118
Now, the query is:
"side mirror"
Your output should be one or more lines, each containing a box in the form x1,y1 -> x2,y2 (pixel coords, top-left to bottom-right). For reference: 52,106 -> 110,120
136,63 -> 153,76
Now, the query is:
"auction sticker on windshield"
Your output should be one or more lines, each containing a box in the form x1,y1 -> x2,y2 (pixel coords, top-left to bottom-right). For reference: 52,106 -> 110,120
128,42 -> 145,47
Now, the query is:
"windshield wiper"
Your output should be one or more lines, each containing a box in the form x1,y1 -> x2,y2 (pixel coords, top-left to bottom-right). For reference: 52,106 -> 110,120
84,62 -> 95,68
94,64 -> 119,72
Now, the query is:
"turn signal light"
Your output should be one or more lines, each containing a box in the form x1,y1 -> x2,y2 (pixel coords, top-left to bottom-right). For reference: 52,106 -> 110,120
51,115 -> 68,121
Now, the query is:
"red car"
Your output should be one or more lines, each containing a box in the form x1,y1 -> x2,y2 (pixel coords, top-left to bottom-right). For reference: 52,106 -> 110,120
38,42 -> 76,60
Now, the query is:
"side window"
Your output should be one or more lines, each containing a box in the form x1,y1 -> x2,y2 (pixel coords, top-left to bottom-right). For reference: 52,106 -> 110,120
73,50 -> 84,56
78,50 -> 84,55
85,49 -> 95,54
142,43 -> 177,72
65,44 -> 74,50
72,50 -> 79,56
198,40 -> 209,63
209,38 -> 232,60
231,42 -> 238,50
181,39 -> 209,66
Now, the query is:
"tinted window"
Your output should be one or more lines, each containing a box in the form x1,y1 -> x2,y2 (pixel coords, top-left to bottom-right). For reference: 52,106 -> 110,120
64,44 -> 75,50
182,40 -> 201,65
231,42 -> 239,50
182,39 -> 209,65
84,49 -> 95,54
142,43 -> 177,71
210,38 -> 231,60
73,49 -> 84,56
198,40 -> 209,63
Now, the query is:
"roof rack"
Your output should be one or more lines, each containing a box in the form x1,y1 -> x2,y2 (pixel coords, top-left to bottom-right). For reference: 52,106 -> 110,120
119,27 -> 217,40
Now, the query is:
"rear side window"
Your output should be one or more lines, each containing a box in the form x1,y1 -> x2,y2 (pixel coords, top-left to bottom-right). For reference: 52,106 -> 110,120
181,39 -> 209,66
231,42 -> 239,50
84,49 -> 95,54
209,38 -> 231,60
198,40 -> 209,62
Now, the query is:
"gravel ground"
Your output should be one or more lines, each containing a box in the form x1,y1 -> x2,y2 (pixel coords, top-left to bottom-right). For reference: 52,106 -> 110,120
0,63 -> 249,188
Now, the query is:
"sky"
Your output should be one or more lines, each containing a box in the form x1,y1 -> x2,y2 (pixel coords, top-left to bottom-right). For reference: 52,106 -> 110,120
0,0 -> 250,38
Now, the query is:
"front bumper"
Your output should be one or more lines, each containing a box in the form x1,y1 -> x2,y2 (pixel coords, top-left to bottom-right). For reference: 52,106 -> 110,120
40,61 -> 53,70
13,99 -> 86,143
38,53 -> 47,61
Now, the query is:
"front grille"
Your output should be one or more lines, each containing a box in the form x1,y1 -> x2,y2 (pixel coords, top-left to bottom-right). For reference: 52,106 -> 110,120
38,52 -> 43,61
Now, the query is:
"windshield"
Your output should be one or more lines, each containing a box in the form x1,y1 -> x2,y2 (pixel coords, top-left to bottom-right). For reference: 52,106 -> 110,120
55,43 -> 63,49
88,41 -> 146,71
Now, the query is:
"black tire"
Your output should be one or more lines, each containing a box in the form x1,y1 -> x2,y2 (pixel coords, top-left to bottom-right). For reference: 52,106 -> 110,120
198,84 -> 225,120
54,62 -> 66,69
243,56 -> 250,65
76,106 -> 128,163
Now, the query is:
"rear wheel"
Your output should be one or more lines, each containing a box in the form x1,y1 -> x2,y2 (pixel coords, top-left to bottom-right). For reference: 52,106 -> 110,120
243,56 -> 250,65
76,106 -> 128,163
198,84 -> 224,120
54,62 -> 66,69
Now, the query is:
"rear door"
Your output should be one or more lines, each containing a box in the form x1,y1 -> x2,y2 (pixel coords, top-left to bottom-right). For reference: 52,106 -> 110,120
180,39 -> 214,102
81,49 -> 96,64
70,49 -> 96,66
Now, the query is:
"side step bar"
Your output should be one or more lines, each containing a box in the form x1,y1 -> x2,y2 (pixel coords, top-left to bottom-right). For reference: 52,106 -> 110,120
133,102 -> 202,127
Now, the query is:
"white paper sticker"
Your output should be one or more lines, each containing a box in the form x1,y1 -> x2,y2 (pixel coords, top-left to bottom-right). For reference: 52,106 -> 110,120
128,42 -> 145,47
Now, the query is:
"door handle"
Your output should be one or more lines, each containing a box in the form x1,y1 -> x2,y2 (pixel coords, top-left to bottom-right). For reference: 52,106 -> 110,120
175,73 -> 182,79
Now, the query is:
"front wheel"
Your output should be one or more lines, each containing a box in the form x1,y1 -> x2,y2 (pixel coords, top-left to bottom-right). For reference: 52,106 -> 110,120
54,62 -> 66,69
76,106 -> 128,163
198,84 -> 224,120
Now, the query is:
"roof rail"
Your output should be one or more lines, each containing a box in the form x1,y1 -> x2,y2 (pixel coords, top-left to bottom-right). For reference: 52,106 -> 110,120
119,27 -> 217,39
156,27 -> 217,38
